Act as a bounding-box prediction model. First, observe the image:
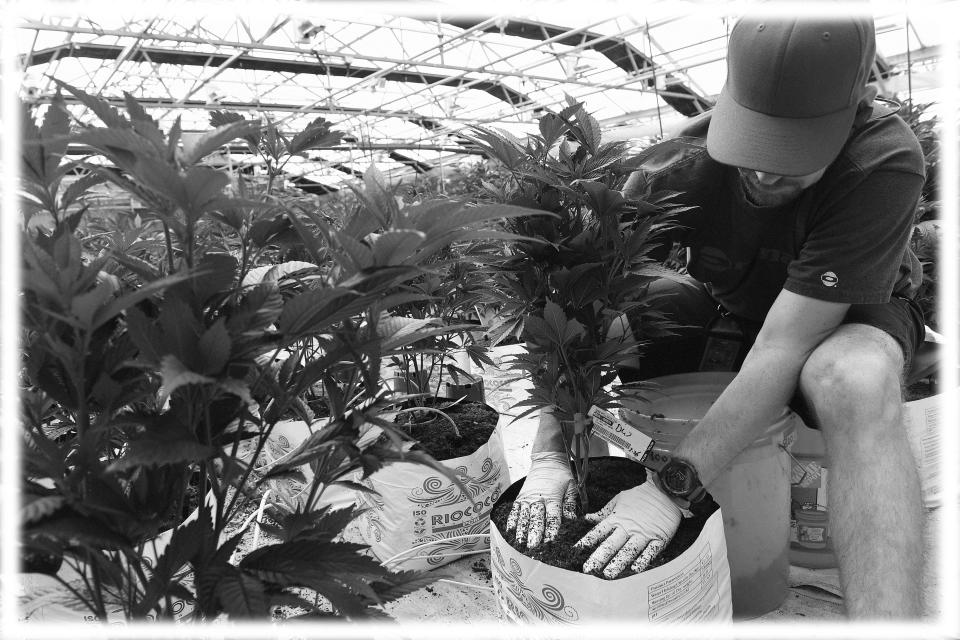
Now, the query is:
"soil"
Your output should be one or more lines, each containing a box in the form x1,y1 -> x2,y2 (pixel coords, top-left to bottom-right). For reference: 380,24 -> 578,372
490,457 -> 718,577
392,399 -> 500,460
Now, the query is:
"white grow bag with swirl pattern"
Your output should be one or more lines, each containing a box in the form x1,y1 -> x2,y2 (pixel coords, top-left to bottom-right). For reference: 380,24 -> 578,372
489,471 -> 733,624
354,426 -> 509,572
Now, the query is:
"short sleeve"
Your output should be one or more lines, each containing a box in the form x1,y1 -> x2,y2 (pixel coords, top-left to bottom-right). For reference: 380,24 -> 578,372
784,170 -> 923,304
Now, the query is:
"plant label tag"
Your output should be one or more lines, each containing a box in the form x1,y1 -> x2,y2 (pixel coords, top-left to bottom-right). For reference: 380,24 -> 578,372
587,405 -> 655,464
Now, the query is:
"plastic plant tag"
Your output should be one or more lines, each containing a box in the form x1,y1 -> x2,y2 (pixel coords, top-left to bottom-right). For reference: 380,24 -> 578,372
588,405 -> 655,463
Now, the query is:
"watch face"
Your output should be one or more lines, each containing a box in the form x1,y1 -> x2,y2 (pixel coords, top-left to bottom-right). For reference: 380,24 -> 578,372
661,460 -> 696,496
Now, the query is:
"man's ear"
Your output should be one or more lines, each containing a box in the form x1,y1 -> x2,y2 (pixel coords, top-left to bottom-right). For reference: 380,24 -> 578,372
853,84 -> 880,128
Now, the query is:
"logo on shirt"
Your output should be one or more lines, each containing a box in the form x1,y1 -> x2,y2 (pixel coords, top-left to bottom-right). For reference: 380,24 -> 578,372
820,271 -> 839,287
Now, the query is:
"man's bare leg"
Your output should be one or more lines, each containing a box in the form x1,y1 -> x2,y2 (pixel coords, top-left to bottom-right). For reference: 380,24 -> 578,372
799,324 -> 923,618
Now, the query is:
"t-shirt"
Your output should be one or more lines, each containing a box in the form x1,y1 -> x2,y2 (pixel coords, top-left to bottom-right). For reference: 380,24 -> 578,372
623,103 -> 925,323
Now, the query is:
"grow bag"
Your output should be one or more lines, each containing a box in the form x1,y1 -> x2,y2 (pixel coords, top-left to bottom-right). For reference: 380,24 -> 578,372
489,459 -> 733,624
354,413 -> 509,572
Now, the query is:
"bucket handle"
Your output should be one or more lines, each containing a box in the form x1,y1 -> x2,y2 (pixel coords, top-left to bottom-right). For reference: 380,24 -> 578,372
778,443 -> 822,486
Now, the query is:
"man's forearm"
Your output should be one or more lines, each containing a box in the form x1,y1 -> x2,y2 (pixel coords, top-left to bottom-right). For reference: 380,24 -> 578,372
672,342 -> 806,485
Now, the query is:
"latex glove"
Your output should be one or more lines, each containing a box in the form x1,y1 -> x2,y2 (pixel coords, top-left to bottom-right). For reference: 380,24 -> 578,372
574,476 -> 682,579
505,451 -> 578,548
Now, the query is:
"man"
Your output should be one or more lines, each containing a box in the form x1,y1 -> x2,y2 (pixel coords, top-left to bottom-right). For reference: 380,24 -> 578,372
505,13 -> 926,619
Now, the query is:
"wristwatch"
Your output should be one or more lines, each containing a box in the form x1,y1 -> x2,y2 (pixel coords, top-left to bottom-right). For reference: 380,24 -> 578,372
657,457 -> 708,505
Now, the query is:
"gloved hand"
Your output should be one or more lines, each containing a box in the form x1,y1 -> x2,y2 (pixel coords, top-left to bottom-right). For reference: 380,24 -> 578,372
574,476 -> 682,579
505,451 -> 578,548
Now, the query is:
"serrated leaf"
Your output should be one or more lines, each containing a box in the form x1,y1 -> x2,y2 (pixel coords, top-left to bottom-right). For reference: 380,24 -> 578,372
90,270 -> 194,331
241,540 -> 385,583
108,424 -> 216,471
276,287 -> 358,336
60,172 -> 106,210
39,94 -> 72,179
167,115 -> 183,162
21,495 -> 66,523
70,127 -> 154,167
69,280 -> 115,328
226,284 -> 283,336
181,167 -> 231,220
371,229 -> 426,265
287,117 -> 342,156
112,251 -> 160,282
26,514 -> 129,550
197,318 -> 231,375
241,261 -> 316,288
138,518 -> 202,607
217,378 -> 253,405
577,109 -> 602,154
181,119 -> 262,166
328,479 -> 378,496
124,92 -> 167,154
538,112 -> 566,148
213,567 -> 269,618
370,570 -> 442,603
54,79 -> 130,130
543,298 -> 584,345
160,354 -> 214,399
376,315 -> 441,340
332,231 -> 374,272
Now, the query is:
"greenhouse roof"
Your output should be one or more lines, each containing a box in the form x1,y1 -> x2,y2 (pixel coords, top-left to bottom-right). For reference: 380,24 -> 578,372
12,2 -> 953,191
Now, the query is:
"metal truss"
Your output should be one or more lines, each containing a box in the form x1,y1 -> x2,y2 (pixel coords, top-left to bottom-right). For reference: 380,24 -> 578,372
15,7 -> 945,190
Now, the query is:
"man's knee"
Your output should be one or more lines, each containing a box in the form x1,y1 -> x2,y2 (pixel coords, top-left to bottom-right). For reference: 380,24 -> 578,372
798,324 -> 905,430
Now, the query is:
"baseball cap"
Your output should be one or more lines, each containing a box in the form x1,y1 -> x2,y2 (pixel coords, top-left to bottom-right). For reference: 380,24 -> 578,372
706,14 -> 876,176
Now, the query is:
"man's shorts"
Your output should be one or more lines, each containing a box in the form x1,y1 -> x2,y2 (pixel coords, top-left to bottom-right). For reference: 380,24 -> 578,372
620,272 -> 926,428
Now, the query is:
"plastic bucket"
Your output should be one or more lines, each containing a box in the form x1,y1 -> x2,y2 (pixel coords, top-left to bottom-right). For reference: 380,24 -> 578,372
619,372 -> 796,619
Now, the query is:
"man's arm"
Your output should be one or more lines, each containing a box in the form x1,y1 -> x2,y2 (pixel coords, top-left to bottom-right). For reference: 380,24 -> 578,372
673,289 -> 850,484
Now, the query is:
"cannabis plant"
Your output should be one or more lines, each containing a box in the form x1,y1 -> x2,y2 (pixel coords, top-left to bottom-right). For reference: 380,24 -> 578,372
467,98 -> 684,511
900,99 -> 942,332
19,85 -> 538,621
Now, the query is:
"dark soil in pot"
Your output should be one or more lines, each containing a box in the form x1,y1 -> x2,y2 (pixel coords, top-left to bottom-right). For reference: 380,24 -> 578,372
392,399 -> 499,460
490,457 -> 719,576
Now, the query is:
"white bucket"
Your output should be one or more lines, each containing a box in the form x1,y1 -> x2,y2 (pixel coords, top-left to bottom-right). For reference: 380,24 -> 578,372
620,372 -> 797,619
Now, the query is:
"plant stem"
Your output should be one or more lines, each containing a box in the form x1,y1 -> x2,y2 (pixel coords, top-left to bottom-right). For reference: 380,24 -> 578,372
162,221 -> 176,274
395,406 -> 461,438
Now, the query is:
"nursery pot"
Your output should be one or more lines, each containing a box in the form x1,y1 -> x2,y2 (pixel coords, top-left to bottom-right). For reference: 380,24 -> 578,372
620,372 -> 796,619
489,457 -> 732,623
354,401 -> 509,572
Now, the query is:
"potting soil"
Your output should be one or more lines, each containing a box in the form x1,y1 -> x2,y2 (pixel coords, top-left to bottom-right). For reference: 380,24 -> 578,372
393,400 -> 500,460
490,457 -> 717,577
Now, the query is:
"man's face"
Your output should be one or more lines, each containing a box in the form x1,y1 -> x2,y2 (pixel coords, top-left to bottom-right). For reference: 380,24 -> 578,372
737,166 -> 827,207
